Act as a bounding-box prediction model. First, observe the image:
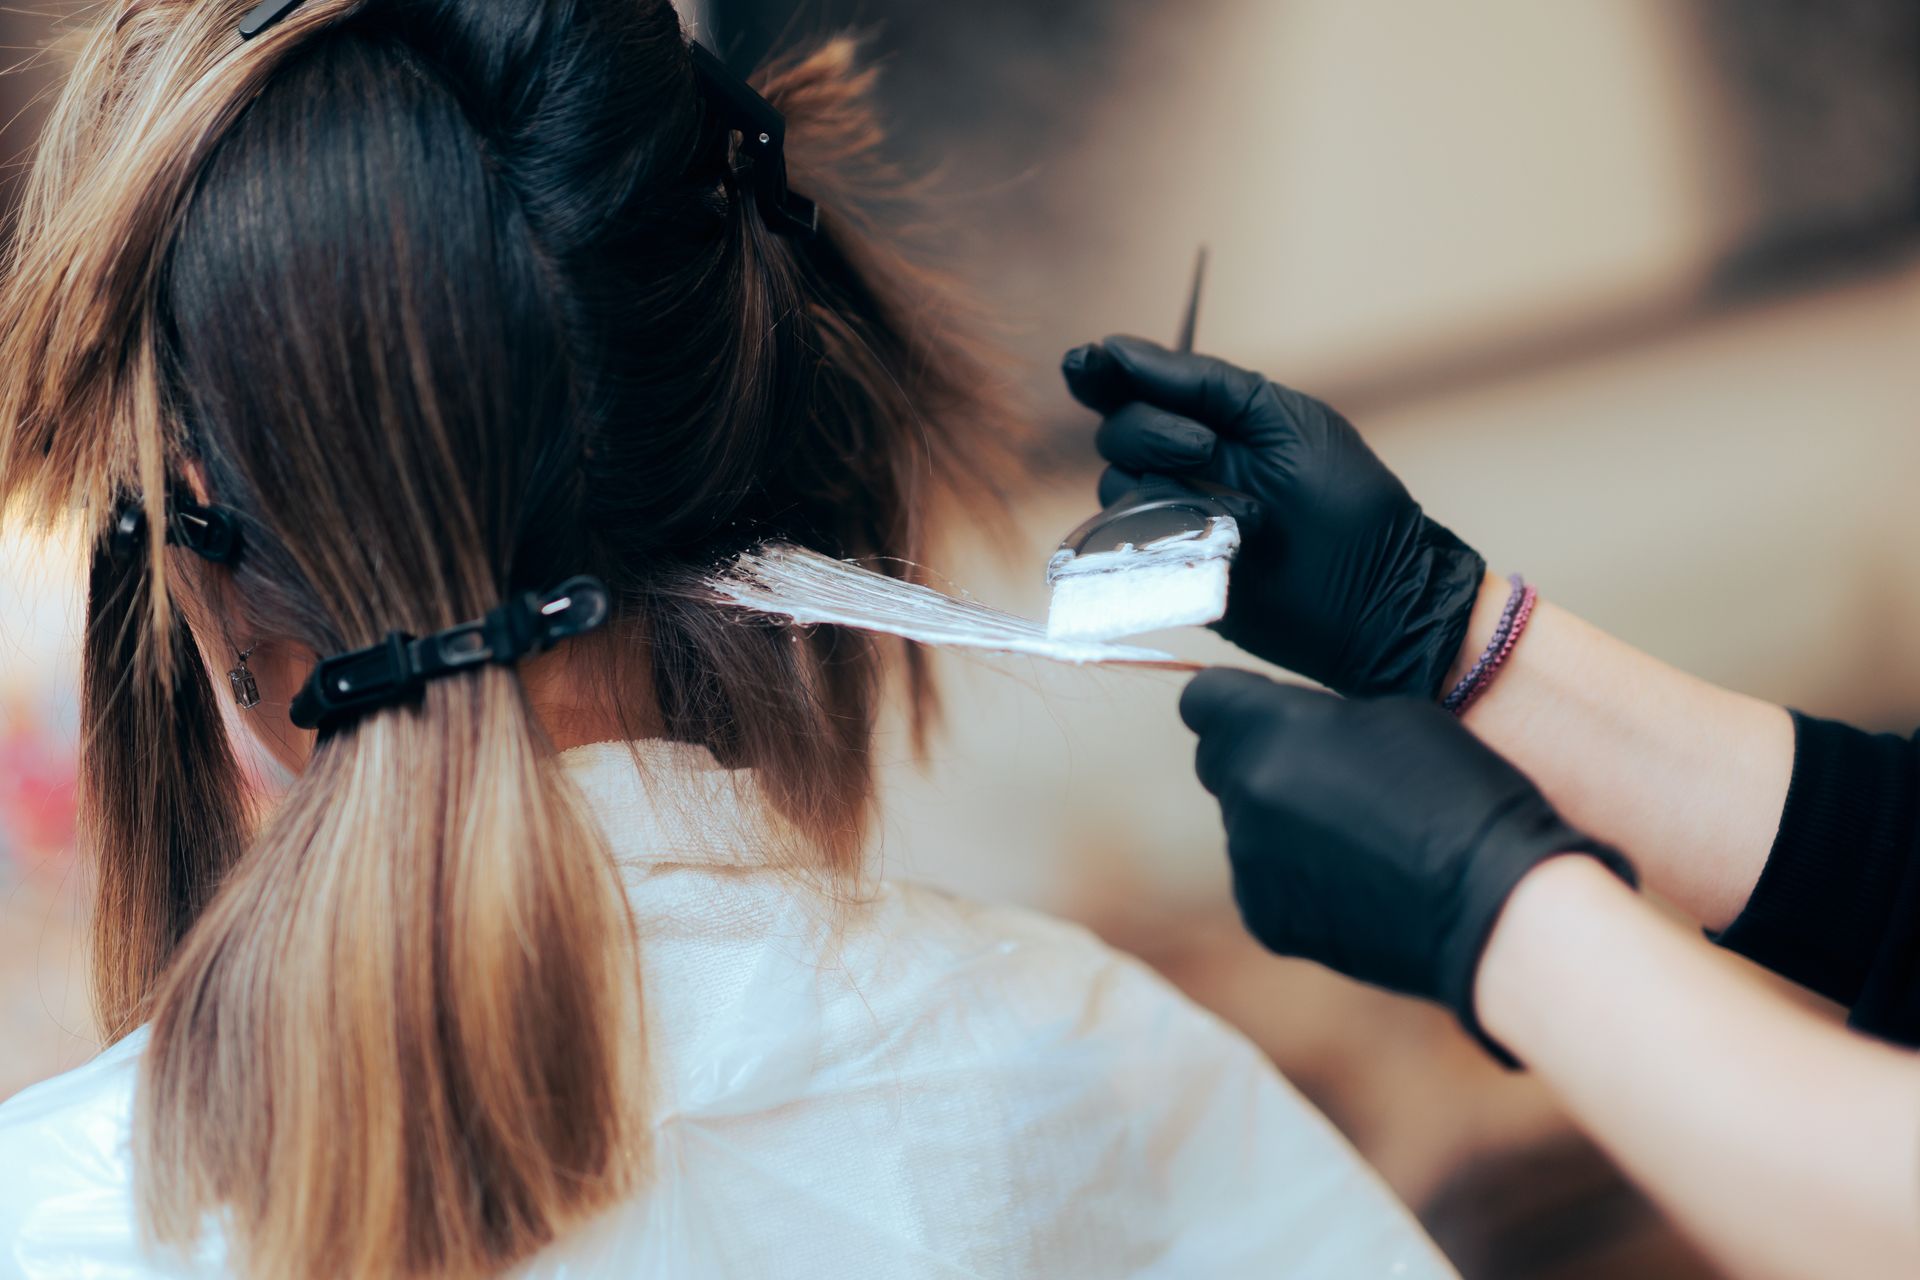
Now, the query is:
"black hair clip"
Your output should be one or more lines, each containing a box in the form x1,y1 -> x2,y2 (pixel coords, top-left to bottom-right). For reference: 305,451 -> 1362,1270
238,0 -> 303,40
688,42 -> 819,238
110,492 -> 246,567
289,576 -> 612,731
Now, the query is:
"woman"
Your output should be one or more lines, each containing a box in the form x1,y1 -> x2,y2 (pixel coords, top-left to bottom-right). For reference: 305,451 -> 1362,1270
0,2 -> 1453,1277
1064,335 -> 1920,1278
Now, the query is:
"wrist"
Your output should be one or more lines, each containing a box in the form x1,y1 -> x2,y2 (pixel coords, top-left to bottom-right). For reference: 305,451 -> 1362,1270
1441,570 -> 1514,694
1473,854 -> 1641,1060
1333,516 -> 1485,699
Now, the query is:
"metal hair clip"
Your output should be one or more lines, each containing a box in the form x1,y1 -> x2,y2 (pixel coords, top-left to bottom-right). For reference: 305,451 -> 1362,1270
688,42 -> 820,238
109,493 -> 246,567
288,576 -> 612,731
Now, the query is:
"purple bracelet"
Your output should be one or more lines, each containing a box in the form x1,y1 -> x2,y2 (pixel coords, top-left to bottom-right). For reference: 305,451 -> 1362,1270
1442,575 -> 1536,715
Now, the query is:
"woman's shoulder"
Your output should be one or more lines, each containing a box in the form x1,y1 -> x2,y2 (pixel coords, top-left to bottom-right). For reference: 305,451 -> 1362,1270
864,883 -> 1191,1008
845,881 -> 1281,1093
854,879 -> 1123,972
0,1031 -> 154,1278
809,884 -> 1458,1277
0,1027 -> 143,1165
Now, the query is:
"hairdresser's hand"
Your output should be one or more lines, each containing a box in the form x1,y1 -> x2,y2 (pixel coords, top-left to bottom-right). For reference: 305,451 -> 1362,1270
1063,337 -> 1484,699
1179,667 -> 1634,1060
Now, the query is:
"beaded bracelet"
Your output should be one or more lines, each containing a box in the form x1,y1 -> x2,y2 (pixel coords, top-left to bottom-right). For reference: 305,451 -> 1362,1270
1441,574 -> 1537,715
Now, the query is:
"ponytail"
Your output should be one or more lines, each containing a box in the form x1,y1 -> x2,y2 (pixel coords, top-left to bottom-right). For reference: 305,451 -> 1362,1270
141,673 -> 643,1276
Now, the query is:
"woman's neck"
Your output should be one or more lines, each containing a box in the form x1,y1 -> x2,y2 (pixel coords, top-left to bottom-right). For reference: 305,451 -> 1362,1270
519,642 -> 665,750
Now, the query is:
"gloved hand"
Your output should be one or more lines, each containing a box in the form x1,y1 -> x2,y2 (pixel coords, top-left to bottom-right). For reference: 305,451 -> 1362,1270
1061,336 -> 1485,700
1179,666 -> 1635,1062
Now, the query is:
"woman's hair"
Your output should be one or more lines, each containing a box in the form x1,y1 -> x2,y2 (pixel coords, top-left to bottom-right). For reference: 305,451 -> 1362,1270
0,0 -> 1012,1274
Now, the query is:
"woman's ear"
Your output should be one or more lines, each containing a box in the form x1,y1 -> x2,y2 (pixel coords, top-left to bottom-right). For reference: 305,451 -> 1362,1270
176,600 -> 310,776
230,637 -> 318,776
166,481 -> 320,775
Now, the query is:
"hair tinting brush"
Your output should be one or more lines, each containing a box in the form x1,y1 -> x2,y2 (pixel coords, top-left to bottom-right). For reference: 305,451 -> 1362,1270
704,251 -> 1235,667
710,544 -> 1197,668
1045,249 -> 1245,642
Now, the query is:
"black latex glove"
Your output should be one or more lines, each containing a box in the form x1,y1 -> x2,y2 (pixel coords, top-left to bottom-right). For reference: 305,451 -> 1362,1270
1179,667 -> 1635,1062
1062,336 -> 1485,700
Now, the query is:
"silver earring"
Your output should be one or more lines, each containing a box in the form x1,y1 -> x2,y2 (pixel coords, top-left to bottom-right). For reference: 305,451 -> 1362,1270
229,646 -> 260,710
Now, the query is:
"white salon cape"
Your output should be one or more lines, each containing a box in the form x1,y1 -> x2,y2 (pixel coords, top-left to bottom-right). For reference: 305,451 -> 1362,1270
0,741 -> 1455,1278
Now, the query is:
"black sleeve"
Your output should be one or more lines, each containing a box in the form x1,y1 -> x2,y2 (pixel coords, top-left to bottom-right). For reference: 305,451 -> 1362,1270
1712,711 -> 1920,1046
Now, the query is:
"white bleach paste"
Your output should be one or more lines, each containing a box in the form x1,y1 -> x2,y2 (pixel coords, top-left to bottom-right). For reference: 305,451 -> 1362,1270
1044,518 -> 1240,641
710,544 -> 1186,666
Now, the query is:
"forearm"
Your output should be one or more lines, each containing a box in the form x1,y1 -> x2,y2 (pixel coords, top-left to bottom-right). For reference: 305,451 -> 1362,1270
1448,572 -> 1793,930
1477,856 -> 1920,1280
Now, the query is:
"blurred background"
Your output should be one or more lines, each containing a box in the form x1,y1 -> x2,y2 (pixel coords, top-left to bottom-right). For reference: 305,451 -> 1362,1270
5,1 -> 1920,1275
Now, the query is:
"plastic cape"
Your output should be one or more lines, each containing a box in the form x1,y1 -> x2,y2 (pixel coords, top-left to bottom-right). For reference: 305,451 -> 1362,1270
0,741 -> 1457,1279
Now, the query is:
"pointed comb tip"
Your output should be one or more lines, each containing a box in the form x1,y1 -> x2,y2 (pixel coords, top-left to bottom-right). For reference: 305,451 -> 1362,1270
1177,245 -> 1209,353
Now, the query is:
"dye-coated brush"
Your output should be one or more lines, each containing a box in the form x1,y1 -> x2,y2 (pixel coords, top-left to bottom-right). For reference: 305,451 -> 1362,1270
1045,485 -> 1241,641
710,543 -> 1197,668
1045,249 -> 1246,642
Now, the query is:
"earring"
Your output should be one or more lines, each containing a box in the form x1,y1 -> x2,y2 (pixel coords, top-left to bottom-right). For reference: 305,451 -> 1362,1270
229,646 -> 260,710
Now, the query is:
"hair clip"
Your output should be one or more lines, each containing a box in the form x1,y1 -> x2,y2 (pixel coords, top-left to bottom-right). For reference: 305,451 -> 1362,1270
168,495 -> 245,563
238,0 -> 304,40
688,42 -> 820,238
109,492 -> 246,567
289,576 -> 612,731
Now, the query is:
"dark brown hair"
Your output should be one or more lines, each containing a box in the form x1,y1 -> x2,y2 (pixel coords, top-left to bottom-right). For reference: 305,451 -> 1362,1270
0,0 -> 1013,1274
